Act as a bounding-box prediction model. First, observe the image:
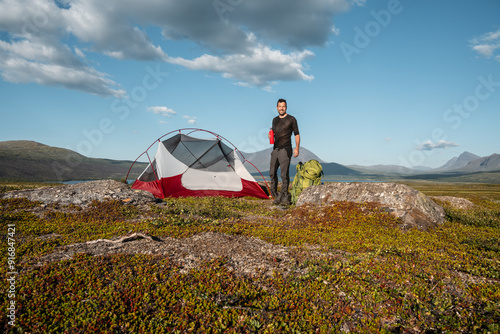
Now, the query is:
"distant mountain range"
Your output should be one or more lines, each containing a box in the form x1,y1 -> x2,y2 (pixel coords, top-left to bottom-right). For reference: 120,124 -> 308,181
1,140 -> 499,183
434,151 -> 480,171
410,151 -> 500,174
244,148 -> 500,183
453,152 -> 500,173
242,148 -> 363,178
403,151 -> 500,183
0,140 -> 147,182
241,147 -> 325,173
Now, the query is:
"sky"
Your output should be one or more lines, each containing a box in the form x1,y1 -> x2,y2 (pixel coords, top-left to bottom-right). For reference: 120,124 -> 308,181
0,0 -> 499,169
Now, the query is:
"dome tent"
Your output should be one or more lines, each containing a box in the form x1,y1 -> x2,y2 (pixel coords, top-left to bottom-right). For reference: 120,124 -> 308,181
127,129 -> 269,199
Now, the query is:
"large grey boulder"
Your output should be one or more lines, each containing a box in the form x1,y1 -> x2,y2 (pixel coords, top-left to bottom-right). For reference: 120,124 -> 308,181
296,182 -> 446,231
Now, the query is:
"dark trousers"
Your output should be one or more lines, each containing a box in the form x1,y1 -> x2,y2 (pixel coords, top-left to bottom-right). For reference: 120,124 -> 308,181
269,147 -> 292,201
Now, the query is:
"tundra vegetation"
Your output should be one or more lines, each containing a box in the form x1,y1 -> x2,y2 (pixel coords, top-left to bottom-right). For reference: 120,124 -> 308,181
1,182 -> 499,333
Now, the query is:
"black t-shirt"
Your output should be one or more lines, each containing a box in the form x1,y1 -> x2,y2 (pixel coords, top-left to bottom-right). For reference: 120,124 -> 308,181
272,114 -> 299,149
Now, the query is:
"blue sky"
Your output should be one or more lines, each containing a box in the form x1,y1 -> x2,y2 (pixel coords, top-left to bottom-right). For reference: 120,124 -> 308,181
1,0 -> 499,168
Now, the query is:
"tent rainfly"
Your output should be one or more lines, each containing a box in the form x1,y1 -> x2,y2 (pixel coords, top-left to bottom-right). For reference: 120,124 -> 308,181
127,129 -> 269,199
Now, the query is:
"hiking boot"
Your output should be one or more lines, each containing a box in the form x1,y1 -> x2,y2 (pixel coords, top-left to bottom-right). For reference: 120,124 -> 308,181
280,198 -> 291,207
280,193 -> 291,207
272,194 -> 282,205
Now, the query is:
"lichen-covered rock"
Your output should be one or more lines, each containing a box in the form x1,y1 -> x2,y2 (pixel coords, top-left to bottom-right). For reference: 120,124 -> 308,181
0,180 -> 156,206
296,182 -> 445,231
432,196 -> 475,210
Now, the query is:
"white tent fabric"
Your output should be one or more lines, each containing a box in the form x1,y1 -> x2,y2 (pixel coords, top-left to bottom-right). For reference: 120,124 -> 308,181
131,132 -> 269,199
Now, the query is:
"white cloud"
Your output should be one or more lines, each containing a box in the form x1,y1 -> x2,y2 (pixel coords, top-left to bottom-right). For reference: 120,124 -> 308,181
183,115 -> 197,124
0,0 -> 126,97
0,0 -> 352,94
63,3 -> 167,61
472,44 -> 495,58
332,25 -> 341,36
416,140 -> 459,151
481,29 -> 500,42
470,29 -> 500,61
227,0 -> 349,49
168,43 -> 314,87
0,41 -> 125,97
148,106 -> 177,117
74,47 -> 86,59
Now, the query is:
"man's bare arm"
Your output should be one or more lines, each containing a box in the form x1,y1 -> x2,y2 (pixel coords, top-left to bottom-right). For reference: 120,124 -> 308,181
293,134 -> 300,157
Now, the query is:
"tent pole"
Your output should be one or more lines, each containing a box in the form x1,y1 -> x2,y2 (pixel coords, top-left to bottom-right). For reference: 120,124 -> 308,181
125,151 -> 145,183
243,159 -> 271,196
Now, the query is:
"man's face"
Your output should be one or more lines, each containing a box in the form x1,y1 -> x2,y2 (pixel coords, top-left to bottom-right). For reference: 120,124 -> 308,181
277,102 -> 287,116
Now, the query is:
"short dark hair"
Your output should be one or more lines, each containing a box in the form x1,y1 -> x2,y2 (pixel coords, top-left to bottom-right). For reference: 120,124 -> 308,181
277,98 -> 287,106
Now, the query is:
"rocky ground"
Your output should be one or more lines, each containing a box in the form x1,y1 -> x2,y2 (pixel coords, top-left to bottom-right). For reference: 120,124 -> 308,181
2,180 -> 471,277
430,195 -> 476,210
1,179 -> 157,207
36,231 -> 344,277
2,180 -> 342,277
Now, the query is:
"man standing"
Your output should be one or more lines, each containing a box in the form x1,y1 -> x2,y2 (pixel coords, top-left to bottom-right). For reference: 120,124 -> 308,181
269,98 -> 300,206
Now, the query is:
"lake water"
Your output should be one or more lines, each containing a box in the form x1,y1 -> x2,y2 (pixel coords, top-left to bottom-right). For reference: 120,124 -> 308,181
62,179 -> 381,185
322,180 -> 382,183
62,180 -> 135,185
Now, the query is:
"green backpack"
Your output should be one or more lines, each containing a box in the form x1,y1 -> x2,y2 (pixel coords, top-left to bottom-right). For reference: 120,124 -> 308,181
290,159 -> 324,205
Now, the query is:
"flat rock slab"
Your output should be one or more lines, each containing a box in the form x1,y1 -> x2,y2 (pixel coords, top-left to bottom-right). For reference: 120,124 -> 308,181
296,182 -> 446,231
432,196 -> 476,210
39,232 -> 302,277
0,180 -> 156,207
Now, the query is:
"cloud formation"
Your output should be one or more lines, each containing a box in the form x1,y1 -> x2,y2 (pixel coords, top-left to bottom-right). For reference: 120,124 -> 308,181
416,140 -> 459,151
148,106 -> 177,117
168,43 -> 315,88
0,0 -> 127,97
470,28 -> 500,61
0,0 -> 353,95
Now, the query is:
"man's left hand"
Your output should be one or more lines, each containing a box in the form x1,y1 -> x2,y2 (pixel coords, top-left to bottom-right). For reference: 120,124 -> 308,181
293,147 -> 299,157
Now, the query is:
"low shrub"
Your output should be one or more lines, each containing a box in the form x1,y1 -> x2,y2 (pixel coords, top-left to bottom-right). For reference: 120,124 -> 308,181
1,191 -> 499,333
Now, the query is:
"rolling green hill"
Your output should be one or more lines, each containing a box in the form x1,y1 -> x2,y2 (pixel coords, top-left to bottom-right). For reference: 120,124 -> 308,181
0,140 -> 147,182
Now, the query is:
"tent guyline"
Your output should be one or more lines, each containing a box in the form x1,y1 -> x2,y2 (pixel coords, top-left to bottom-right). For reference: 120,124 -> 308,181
126,128 -> 270,199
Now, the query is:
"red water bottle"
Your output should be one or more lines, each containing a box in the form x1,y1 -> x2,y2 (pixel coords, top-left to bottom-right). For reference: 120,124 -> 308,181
269,128 -> 274,144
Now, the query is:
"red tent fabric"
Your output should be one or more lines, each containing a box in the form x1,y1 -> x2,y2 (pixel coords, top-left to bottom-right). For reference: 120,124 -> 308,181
130,132 -> 268,199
